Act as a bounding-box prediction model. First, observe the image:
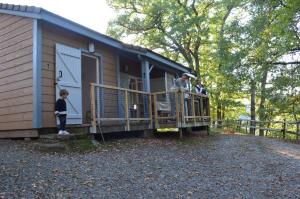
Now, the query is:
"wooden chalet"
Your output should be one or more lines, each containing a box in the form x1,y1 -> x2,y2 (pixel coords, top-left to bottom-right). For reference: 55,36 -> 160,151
0,4 -> 210,138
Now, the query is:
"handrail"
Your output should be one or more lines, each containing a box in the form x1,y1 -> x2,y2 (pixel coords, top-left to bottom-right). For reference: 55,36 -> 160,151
212,119 -> 300,139
90,83 -> 152,133
214,119 -> 298,124
91,83 -> 150,95
151,89 -> 209,98
90,83 -> 211,133
152,89 -> 211,128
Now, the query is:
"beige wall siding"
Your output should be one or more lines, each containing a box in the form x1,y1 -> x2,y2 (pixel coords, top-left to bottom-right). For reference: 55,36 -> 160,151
0,14 -> 33,131
41,22 -> 118,127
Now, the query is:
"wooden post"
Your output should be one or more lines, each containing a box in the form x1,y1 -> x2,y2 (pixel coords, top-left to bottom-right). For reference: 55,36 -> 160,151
153,93 -> 158,128
175,92 -> 180,127
297,122 -> 299,140
267,121 -> 271,137
179,128 -> 183,139
125,90 -> 130,131
148,94 -> 153,129
90,84 -> 97,133
191,94 -> 196,125
282,119 -> 286,139
180,90 -> 185,125
199,96 -> 204,122
246,121 -> 248,133
207,124 -> 210,135
207,97 -> 211,119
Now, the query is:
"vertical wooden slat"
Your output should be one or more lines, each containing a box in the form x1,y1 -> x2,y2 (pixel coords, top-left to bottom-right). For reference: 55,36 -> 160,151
191,94 -> 195,124
282,119 -> 286,139
296,122 -> 299,140
90,84 -> 97,133
207,97 -> 211,122
180,90 -> 185,125
179,128 -> 183,139
200,96 -> 204,122
148,93 -> 153,129
125,90 -> 130,131
135,78 -> 139,118
175,92 -> 180,127
153,93 -> 158,128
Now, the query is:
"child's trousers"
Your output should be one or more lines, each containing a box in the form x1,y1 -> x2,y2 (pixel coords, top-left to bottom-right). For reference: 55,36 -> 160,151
58,115 -> 67,131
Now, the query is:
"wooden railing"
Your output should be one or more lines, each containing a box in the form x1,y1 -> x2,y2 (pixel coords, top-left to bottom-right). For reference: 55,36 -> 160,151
90,83 -> 211,133
151,89 -> 210,128
212,119 -> 300,139
90,83 -> 152,133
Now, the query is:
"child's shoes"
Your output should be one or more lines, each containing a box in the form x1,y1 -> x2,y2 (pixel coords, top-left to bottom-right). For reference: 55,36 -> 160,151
58,130 -> 64,135
63,131 -> 70,135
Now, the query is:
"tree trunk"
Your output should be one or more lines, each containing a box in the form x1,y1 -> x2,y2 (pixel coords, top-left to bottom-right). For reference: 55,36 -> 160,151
222,106 -> 225,121
216,92 -> 222,127
250,79 -> 256,134
258,70 -> 268,136
292,102 -> 298,121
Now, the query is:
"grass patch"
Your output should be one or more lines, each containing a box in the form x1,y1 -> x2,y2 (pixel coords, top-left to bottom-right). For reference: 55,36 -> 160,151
157,128 -> 179,132
66,138 -> 96,153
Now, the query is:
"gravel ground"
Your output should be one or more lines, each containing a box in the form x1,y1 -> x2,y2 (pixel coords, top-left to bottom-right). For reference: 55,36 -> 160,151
0,133 -> 300,199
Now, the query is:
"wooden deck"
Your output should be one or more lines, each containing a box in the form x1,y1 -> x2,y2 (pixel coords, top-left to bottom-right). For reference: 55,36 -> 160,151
90,83 -> 211,134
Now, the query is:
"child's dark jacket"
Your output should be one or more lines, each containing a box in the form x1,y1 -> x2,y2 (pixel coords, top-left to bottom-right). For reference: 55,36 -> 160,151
55,98 -> 67,115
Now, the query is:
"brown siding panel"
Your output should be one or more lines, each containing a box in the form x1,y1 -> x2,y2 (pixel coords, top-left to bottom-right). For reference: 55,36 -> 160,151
41,22 -> 118,127
0,14 -> 33,131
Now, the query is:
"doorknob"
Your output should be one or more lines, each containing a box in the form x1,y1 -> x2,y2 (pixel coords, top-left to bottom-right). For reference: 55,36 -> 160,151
57,70 -> 63,81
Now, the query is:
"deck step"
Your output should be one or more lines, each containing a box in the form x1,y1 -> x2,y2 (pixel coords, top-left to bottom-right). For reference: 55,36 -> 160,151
39,133 -> 89,140
33,142 -> 67,152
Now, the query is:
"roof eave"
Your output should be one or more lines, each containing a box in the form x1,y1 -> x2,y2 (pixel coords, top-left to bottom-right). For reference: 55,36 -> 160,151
0,6 -> 192,73
40,9 -> 124,49
0,7 -> 41,18
145,52 -> 190,73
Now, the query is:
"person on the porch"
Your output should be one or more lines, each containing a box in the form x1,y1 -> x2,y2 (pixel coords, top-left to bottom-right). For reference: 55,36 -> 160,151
55,89 -> 70,135
195,80 -> 207,96
174,73 -> 190,116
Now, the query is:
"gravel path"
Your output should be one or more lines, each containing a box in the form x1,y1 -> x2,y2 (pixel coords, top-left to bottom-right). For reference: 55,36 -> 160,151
1,134 -> 300,199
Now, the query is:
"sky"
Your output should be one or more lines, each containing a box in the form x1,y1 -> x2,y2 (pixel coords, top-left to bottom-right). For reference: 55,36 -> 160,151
2,0 -> 114,34
2,0 -> 299,62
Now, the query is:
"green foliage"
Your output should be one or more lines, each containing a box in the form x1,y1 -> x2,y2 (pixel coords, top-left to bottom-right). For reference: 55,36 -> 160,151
107,0 -> 300,122
67,138 -> 96,153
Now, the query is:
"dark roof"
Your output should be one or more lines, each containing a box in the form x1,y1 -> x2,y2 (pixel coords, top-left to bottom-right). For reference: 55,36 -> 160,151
0,3 -> 192,73
0,3 -> 41,13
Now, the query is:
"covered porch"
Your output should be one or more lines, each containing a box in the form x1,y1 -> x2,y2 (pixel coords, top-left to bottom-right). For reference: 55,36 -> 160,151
82,47 -> 210,135
89,83 -> 210,134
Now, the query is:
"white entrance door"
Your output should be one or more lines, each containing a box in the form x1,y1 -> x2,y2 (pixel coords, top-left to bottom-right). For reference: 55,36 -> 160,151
56,43 -> 82,124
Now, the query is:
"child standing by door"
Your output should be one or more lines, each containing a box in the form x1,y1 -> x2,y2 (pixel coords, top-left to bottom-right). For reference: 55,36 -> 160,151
55,89 -> 70,135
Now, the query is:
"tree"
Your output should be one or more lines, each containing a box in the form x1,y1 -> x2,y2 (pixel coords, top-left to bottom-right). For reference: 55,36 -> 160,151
220,0 -> 300,134
107,0 -> 242,77
107,0 -> 300,129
